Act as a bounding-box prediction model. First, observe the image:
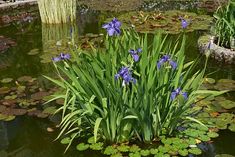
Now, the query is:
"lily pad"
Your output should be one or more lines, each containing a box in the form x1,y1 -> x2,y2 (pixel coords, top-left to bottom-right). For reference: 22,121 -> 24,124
188,147 -> 202,155
228,123 -> 235,132
129,145 -> 141,152
219,100 -> 235,110
17,76 -> 33,82
89,142 -> 103,150
28,49 -> 39,55
203,78 -> 215,84
60,137 -> 71,144
76,143 -> 90,151
1,78 -> 13,83
104,146 -> 118,155
178,149 -> 188,156
0,87 -> 10,95
207,132 -> 219,138
140,150 -> 150,156
43,106 -> 57,114
117,144 -> 129,152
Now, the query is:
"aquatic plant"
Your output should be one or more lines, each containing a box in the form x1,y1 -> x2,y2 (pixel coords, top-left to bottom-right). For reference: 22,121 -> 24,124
38,0 -> 77,23
45,19 -> 224,152
213,0 -> 235,48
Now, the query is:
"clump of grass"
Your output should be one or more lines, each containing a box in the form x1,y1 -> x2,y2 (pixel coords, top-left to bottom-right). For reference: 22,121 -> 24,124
213,0 -> 235,48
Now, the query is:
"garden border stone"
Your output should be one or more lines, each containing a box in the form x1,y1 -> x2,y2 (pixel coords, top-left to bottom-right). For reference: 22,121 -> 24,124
198,34 -> 235,64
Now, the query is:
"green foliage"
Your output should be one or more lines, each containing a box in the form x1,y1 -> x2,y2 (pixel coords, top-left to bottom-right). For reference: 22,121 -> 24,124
46,27 -> 225,151
213,0 -> 235,48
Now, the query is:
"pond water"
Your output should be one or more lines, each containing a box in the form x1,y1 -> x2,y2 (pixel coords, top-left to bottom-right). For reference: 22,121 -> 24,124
0,6 -> 235,157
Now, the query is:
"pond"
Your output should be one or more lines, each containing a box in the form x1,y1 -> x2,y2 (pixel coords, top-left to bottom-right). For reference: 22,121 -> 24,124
0,2 -> 235,157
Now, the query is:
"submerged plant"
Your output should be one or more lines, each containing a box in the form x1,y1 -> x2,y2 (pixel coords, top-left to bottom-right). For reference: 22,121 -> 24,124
45,18 -> 225,153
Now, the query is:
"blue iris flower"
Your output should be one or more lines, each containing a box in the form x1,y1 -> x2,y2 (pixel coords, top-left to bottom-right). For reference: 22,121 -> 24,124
115,66 -> 136,86
170,88 -> 188,101
179,17 -> 189,29
102,18 -> 121,36
52,53 -> 70,62
157,55 -> 177,70
129,48 -> 142,62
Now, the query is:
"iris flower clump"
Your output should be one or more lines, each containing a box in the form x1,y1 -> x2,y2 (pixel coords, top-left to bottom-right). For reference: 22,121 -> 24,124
102,18 -> 121,36
47,18 -> 224,149
129,48 -> 142,62
171,88 -> 188,100
52,53 -> 70,62
157,55 -> 177,70
180,17 -> 189,29
115,66 -> 136,86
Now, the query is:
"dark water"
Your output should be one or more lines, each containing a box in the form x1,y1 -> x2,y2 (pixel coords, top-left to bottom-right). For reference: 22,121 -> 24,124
0,8 -> 235,157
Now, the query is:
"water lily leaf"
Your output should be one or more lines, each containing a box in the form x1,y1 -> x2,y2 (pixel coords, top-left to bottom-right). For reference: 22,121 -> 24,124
219,100 -> 235,109
111,153 -> 123,157
76,143 -> 90,151
117,144 -> 129,152
17,76 -> 33,82
129,152 -> 141,157
0,114 -> 15,121
150,148 -> 158,155
1,78 -> 13,83
188,147 -> 202,155
203,78 -> 215,84
60,137 -> 71,144
129,145 -> 141,152
207,132 -> 219,138
0,87 -> 10,95
4,95 -> 17,100
31,91 -> 49,101
228,123 -> 235,132
43,106 -> 57,114
89,142 -> 103,150
28,49 -> 39,55
104,146 -> 118,155
140,150 -> 150,156
178,149 -> 188,156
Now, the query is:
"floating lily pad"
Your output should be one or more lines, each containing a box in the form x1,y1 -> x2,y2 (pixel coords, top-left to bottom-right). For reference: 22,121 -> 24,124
17,76 -> 33,82
31,91 -> 50,101
1,78 -> 13,83
0,114 -> 15,121
43,106 -> 57,114
76,143 -> 90,151
129,145 -> 141,152
129,152 -> 141,157
178,149 -> 188,156
111,153 -> 123,157
0,87 -> 10,95
207,132 -> 219,138
219,100 -> 235,110
90,142 -> 103,150
228,123 -> 235,132
203,78 -> 215,84
117,144 -> 129,152
188,147 -> 202,155
28,49 -> 39,55
104,146 -> 118,155
60,137 -> 71,144
140,150 -> 150,156
150,148 -> 158,155
114,10 -> 213,34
